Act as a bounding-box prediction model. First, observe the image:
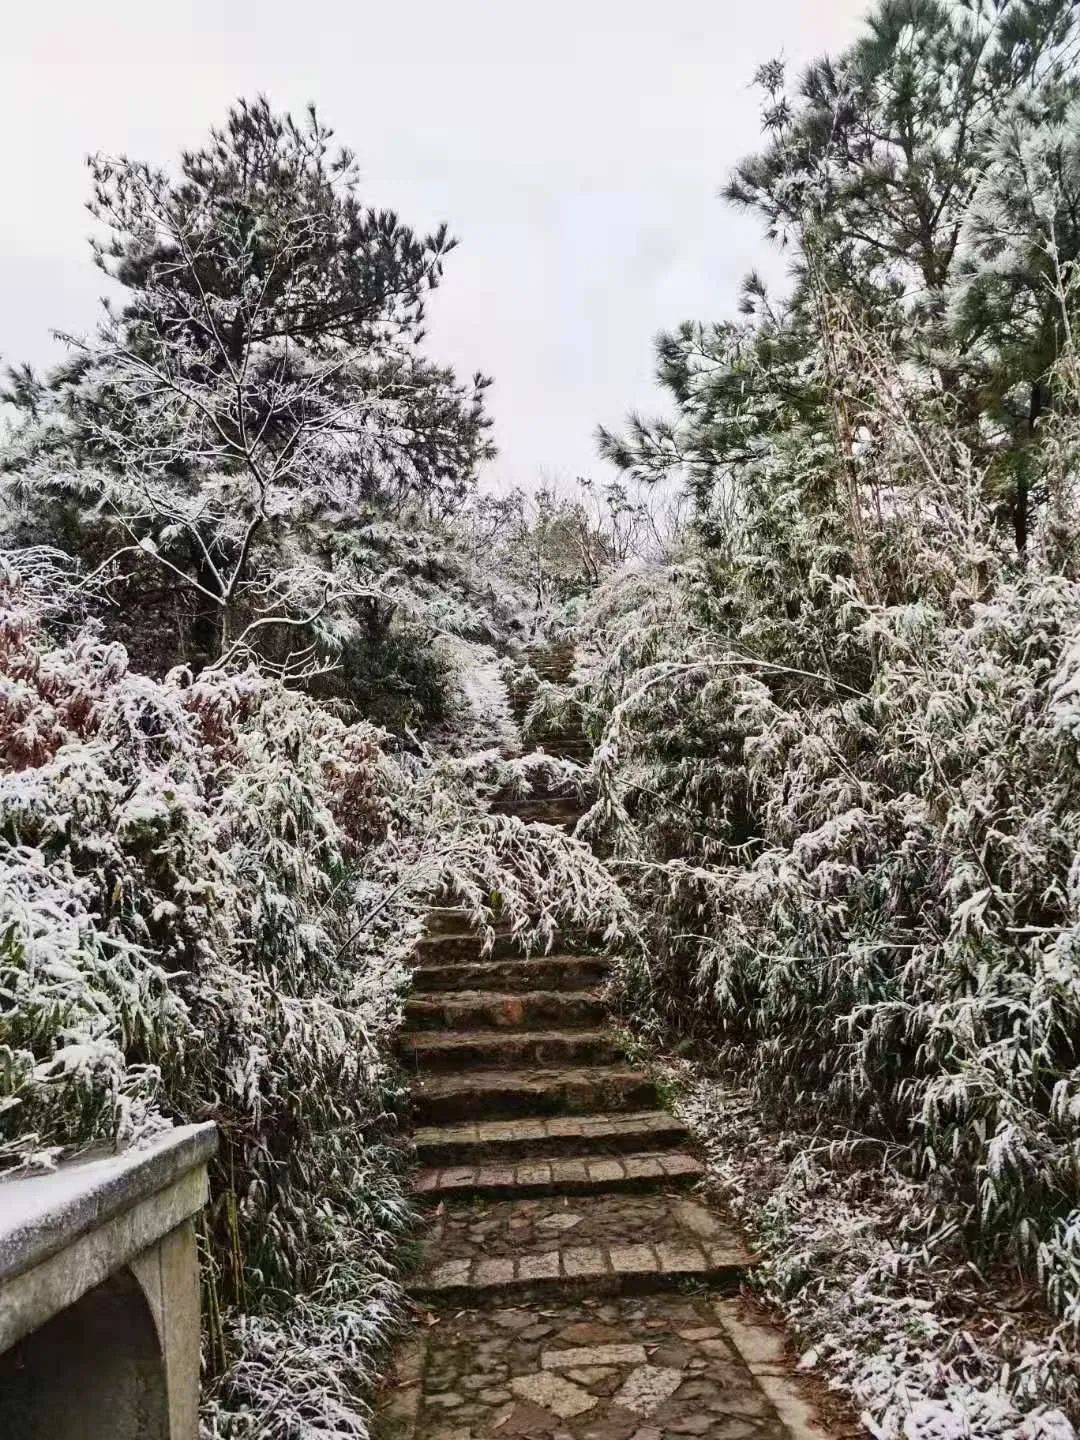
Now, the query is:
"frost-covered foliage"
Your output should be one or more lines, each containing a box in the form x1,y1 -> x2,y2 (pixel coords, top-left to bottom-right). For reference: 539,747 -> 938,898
677,1073 -> 1079,1440
0,548 -> 411,1434
459,478 -> 687,651
571,512 -> 1080,1431
575,402 -> 1080,1423
0,98 -> 499,737
0,84 -> 643,1440
563,2 -> 1080,1431
0,552 -> 628,1436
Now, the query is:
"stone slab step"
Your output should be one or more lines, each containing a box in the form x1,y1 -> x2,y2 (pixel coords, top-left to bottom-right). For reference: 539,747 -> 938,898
414,1109 -> 689,1165
412,1066 -> 658,1125
404,988 -> 606,1031
413,1191 -> 749,1304
415,931 -> 592,964
424,911 -> 576,939
524,646 -> 575,681
410,954 -> 610,995
410,1238 -> 749,1305
528,729 -> 589,746
424,908 -> 496,936
413,1149 -> 703,1200
414,932 -> 544,964
400,1028 -> 621,1074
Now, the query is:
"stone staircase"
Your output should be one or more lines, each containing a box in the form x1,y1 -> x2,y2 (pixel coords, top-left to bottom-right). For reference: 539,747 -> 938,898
382,733 -> 831,1439
403,906 -> 739,1310
505,640 -> 591,767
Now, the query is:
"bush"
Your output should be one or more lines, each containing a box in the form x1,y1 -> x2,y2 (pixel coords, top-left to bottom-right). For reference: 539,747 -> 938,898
569,340 -> 1080,1331
0,549 -> 630,1436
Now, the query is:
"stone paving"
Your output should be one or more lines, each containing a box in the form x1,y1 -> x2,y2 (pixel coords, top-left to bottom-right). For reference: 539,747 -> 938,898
384,1292 -> 830,1440
426,1194 -> 741,1261
379,698 -> 832,1440
406,1293 -> 793,1440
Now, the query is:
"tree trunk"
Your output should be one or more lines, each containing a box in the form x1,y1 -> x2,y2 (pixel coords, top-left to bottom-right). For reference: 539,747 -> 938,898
1014,380 -> 1045,559
190,558 -> 227,669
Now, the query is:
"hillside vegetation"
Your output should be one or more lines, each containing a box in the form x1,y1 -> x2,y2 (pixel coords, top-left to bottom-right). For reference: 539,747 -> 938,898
0,103 -> 629,1437
529,1 -> 1080,1432
8,4 -> 1080,1437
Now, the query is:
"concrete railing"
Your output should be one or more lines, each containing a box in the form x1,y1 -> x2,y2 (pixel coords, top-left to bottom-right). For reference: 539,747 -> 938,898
0,1123 -> 217,1439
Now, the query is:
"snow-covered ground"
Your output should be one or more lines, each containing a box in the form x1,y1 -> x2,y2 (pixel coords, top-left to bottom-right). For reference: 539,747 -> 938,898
675,1076 -> 1078,1440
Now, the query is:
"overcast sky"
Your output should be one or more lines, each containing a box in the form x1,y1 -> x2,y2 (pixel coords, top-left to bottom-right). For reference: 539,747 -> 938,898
2,1 -> 868,490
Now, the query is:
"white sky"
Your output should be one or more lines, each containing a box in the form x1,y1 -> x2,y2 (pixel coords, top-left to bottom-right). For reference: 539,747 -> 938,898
1,1 -> 868,490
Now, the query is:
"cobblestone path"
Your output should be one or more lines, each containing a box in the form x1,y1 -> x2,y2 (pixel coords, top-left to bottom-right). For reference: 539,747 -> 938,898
381,655 -> 830,1440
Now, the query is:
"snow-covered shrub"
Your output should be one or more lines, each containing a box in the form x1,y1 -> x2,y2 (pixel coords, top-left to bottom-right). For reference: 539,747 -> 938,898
0,553 -> 412,1437
563,3 -> 1080,1428
567,289 -> 1080,1429
573,471 -> 1080,1303
0,554 -> 629,1436
677,1076 -> 1080,1440
563,505 -> 1080,1435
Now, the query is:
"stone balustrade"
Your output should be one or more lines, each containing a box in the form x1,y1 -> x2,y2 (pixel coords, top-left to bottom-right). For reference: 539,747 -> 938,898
0,1123 -> 216,1439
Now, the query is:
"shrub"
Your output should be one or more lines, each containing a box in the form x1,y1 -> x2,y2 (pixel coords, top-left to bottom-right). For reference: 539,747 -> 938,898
0,549 -> 629,1436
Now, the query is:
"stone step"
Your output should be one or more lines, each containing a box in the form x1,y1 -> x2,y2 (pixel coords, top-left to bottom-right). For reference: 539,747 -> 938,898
404,988 -> 606,1032
412,1192 -> 750,1305
423,910 -> 587,941
522,649 -> 575,682
415,931 -> 590,965
400,1028 -> 621,1074
411,1066 -> 658,1125
410,1241 -> 747,1305
410,954 -> 610,995
424,908 -> 494,936
413,1109 -> 690,1166
490,798 -> 585,824
413,1149 -> 703,1201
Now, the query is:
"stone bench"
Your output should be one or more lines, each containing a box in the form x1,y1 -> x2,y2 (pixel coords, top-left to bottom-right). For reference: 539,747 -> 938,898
0,1123 -> 217,1439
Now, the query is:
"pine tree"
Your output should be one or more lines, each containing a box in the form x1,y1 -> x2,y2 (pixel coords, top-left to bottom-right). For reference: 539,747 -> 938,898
605,0 -> 1080,556
726,1 -> 1077,305
951,99 -> 1080,551
1,97 -> 495,671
